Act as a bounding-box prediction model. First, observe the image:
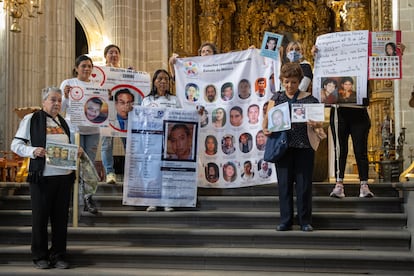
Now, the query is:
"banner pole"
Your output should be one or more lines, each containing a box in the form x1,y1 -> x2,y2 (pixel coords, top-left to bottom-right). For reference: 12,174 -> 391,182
72,132 -> 80,228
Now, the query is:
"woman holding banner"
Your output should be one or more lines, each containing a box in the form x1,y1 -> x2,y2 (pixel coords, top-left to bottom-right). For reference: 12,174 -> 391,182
60,55 -> 100,214
312,44 -> 377,199
169,42 -> 218,80
100,44 -> 123,185
142,69 -> 180,212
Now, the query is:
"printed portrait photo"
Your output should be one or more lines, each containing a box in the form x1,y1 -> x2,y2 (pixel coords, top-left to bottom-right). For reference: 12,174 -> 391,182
163,122 -> 197,162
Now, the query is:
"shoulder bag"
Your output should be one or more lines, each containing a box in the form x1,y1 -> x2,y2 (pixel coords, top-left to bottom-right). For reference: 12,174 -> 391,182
263,91 -> 290,163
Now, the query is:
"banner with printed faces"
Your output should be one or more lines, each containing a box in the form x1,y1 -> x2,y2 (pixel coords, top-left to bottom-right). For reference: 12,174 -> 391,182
174,49 -> 279,188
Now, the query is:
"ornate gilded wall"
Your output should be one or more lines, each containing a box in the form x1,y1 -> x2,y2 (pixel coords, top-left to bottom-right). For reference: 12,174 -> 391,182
169,0 -> 375,65
169,0 -> 397,175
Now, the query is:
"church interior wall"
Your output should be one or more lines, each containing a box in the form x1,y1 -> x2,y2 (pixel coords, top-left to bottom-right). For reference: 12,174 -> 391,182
1,0 -> 414,178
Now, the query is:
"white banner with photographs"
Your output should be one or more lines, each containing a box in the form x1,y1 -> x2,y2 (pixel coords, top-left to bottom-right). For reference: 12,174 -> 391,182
90,66 -> 151,137
312,30 -> 369,105
123,106 -> 199,207
174,49 -> 278,188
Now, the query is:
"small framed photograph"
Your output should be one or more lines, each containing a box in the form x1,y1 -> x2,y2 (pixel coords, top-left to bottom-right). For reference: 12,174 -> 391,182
260,32 -> 283,60
46,142 -> 78,170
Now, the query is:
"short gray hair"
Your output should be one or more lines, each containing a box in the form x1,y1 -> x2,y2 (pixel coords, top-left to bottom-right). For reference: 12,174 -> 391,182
42,86 -> 62,101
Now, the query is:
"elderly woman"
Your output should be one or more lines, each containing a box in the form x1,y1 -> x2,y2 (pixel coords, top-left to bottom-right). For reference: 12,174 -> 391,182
11,87 -> 78,269
263,63 -> 321,232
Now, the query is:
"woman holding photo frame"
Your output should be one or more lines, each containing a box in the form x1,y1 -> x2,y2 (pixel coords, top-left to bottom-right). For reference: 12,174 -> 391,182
11,87 -> 79,269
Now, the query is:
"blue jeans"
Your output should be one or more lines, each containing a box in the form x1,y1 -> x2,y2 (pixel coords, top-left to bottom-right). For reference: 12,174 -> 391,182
70,132 -> 99,162
101,136 -> 114,174
101,136 -> 127,174
79,134 -> 100,162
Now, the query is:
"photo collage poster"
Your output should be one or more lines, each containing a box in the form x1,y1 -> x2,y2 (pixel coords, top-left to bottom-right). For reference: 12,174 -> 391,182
368,30 -> 402,80
174,49 -> 279,188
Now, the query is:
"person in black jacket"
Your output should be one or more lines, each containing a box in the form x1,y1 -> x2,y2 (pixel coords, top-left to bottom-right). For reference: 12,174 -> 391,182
11,87 -> 80,269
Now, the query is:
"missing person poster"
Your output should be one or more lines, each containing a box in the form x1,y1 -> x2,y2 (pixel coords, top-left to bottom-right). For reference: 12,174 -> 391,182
312,30 -> 369,105
91,66 -> 151,137
268,102 -> 291,132
260,31 -> 283,60
123,106 -> 199,207
291,103 -> 325,123
45,142 -> 78,170
368,30 -> 402,80
67,86 -> 109,127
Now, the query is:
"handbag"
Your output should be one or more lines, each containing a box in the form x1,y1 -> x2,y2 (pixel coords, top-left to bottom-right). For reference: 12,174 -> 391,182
263,130 -> 288,163
307,124 -> 327,151
263,90 -> 299,163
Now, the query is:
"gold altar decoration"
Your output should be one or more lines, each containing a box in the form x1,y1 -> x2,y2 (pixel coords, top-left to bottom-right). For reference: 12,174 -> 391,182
0,0 -> 43,32
169,0 -> 374,68
168,0 -> 396,176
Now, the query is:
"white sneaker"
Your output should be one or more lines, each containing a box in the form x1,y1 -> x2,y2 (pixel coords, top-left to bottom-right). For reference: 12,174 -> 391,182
106,173 -> 117,184
330,183 -> 345,198
146,206 -> 157,212
164,207 -> 174,212
359,184 -> 374,198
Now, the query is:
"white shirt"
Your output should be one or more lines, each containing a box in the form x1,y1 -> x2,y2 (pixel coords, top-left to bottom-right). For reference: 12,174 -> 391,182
11,113 -> 72,176
142,95 -> 181,108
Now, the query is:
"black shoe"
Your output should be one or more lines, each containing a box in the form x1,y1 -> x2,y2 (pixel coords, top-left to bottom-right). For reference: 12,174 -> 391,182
52,259 -> 70,269
276,224 -> 292,231
33,259 -> 50,269
84,195 -> 98,214
301,224 -> 313,232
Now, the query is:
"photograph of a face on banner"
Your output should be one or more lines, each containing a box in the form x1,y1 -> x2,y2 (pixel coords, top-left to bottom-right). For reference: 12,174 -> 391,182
267,102 -> 290,132
163,122 -> 197,161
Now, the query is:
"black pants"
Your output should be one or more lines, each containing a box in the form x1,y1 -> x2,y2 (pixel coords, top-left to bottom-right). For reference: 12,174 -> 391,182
330,107 -> 371,181
29,174 -> 73,261
276,147 -> 314,226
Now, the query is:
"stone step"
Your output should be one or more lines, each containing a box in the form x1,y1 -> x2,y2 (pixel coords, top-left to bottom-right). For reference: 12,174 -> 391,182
0,226 -> 410,251
0,266 -> 397,276
0,181 -> 411,275
0,195 -> 403,213
0,210 -> 407,229
1,245 -> 414,274
1,182 -> 401,197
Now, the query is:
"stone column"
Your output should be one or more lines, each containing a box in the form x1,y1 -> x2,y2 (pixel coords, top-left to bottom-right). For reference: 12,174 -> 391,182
102,0 -> 168,72
0,0 -> 74,150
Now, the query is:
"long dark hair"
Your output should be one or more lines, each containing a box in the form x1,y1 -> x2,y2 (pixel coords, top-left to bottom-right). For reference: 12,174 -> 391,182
149,69 -> 172,98
72,55 -> 93,77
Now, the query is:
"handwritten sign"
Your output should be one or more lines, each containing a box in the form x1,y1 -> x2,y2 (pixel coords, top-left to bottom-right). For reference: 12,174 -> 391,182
313,31 -> 369,105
